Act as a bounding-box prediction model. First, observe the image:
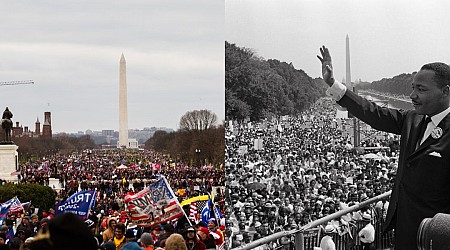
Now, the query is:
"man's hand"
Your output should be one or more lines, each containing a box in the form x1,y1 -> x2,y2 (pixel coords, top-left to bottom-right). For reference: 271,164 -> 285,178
317,46 -> 335,86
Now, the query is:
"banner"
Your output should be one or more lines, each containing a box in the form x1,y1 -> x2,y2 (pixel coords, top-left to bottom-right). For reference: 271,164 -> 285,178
55,190 -> 96,219
238,145 -> 248,156
253,138 -> 263,150
180,195 -> 209,207
125,177 -> 184,227
201,198 -> 223,224
0,203 -> 12,225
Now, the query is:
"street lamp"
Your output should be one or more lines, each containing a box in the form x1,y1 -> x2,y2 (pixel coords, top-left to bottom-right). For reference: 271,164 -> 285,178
87,150 -> 92,168
195,149 -> 201,166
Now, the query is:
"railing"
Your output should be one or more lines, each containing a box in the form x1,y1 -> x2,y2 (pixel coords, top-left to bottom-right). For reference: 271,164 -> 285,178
232,191 -> 394,250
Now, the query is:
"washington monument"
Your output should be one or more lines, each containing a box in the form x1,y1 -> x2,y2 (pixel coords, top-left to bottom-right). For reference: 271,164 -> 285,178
118,53 -> 128,148
346,34 -> 351,87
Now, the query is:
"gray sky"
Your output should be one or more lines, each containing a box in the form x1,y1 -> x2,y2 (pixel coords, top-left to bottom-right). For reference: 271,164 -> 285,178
0,0 -> 224,133
226,0 -> 450,83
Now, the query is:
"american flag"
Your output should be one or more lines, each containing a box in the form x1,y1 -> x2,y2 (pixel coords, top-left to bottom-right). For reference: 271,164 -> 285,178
124,189 -> 154,221
162,200 -> 184,221
189,202 -> 198,223
188,200 -> 207,223
125,177 -> 184,226
5,197 -> 23,213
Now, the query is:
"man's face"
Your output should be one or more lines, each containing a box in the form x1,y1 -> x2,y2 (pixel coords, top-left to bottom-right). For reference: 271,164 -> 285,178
261,224 -> 268,235
187,231 -> 196,239
410,70 -> 448,116
114,228 -> 124,239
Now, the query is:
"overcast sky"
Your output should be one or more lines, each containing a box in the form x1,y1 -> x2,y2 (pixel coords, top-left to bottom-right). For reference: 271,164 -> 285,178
0,0 -> 224,133
226,0 -> 450,83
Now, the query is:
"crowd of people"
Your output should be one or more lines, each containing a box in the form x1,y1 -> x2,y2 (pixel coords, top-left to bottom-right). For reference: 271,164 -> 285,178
0,99 -> 403,250
0,211 -> 225,250
225,97 -> 398,249
0,149 -> 226,250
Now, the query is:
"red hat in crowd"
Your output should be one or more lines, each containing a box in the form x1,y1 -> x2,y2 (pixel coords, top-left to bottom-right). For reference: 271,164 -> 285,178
198,227 -> 209,235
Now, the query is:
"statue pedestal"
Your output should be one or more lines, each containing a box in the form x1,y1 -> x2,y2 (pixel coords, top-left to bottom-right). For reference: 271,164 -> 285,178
0,144 -> 19,182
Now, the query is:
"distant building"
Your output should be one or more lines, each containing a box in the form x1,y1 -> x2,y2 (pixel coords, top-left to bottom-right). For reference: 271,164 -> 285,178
12,122 -> 23,137
128,138 -> 139,149
35,117 -> 40,136
42,112 -> 52,138
102,130 -> 114,136
12,111 -> 52,138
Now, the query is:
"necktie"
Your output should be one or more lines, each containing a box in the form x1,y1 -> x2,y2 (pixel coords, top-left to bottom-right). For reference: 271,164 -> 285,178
416,116 -> 432,149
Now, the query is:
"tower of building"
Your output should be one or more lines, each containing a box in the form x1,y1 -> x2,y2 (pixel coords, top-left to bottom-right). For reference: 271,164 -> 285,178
118,53 -> 129,148
42,112 -> 52,137
35,117 -> 40,135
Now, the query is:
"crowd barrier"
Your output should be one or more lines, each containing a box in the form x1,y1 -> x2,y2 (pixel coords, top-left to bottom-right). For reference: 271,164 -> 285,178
232,191 -> 394,250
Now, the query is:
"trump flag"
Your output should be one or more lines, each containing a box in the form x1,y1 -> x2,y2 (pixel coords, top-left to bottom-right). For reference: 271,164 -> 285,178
125,177 -> 184,226
201,198 -> 223,224
55,190 -> 96,219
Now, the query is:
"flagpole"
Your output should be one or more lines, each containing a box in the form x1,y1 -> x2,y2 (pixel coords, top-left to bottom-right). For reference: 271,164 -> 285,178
87,190 -> 96,220
208,193 -> 220,225
161,176 -> 193,227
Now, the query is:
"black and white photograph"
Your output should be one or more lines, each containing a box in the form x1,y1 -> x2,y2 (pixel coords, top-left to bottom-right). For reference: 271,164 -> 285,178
225,1 -> 450,249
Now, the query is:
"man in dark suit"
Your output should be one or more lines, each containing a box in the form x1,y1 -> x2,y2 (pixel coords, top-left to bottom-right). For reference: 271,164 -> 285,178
317,46 -> 450,250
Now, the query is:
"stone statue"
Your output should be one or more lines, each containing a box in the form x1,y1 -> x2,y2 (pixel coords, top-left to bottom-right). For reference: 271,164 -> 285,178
1,107 -> 13,142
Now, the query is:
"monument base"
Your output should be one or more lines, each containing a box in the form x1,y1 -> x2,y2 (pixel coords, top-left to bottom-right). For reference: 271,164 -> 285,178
0,144 -> 19,182
0,141 -> 15,145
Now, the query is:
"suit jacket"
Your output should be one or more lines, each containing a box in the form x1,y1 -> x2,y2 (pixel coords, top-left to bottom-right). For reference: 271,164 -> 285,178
338,90 -> 450,250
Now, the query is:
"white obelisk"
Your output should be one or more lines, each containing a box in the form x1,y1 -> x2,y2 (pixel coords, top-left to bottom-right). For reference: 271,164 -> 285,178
346,34 -> 351,87
118,53 -> 128,148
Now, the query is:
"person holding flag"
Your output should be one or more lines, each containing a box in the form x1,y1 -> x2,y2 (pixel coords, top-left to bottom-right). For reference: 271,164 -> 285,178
207,218 -> 224,250
200,195 -> 224,250
200,197 -> 223,227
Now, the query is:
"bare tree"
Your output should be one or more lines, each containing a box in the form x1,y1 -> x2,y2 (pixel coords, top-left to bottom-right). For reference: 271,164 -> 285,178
179,109 -> 217,131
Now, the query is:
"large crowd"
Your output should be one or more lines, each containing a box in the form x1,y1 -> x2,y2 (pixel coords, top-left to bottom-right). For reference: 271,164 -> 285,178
0,97 -> 403,250
225,97 -> 399,249
0,149 -> 226,250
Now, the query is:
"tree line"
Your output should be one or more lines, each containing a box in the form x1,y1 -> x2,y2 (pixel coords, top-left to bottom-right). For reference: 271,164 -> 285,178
4,109 -> 224,166
145,109 -> 224,166
226,41 -> 327,121
357,72 -> 414,96
12,135 -> 97,162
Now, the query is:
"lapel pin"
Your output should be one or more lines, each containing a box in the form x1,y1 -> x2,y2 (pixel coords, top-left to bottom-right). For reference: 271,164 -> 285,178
431,127 -> 443,139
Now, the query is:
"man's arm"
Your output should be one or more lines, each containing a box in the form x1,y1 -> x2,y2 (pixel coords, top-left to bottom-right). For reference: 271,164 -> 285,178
317,46 -> 406,135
